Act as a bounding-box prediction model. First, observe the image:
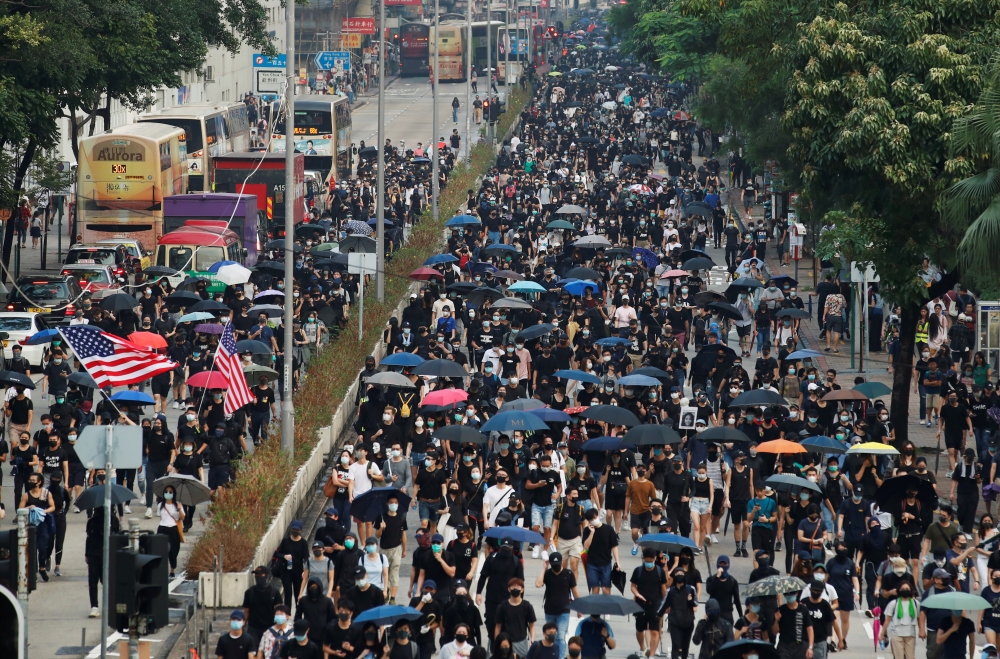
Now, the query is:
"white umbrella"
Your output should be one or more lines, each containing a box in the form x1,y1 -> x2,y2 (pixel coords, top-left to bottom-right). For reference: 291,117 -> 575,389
604,66 -> 619,71
573,235 -> 613,248
602,101 -> 617,110
215,263 -> 252,286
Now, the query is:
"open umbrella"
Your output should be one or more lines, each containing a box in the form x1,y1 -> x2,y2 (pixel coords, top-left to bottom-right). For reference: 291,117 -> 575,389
215,263 -> 252,286
409,267 -> 442,281
445,214 -> 481,227
235,339 -> 273,355
99,292 -> 139,312
875,474 -> 937,529
854,382 -> 893,398
573,235 -> 612,248
517,323 -> 556,341
731,277 -> 765,289
189,299 -> 230,313
152,474 -> 212,506
434,425 -> 487,444
244,364 -> 279,380
623,424 -> 683,446
564,266 -> 601,280
110,391 -> 155,405
847,442 -> 899,455
68,372 -> 99,389
0,371 -> 34,389
425,254 -> 459,265
508,281 -> 546,293
775,308 -> 810,319
756,439 -> 808,454
340,235 -> 377,253
75,484 -> 137,509
491,297 -> 534,310
350,487 -> 413,522
24,328 -> 61,345
823,389 -> 869,402
494,270 -> 525,281
248,305 -> 283,318
165,291 -> 203,304
412,360 -> 468,378
615,374 -> 661,387
713,640 -> 780,659
530,408 -> 573,423
354,605 -> 424,626
799,436 -> 849,454
707,301 -> 744,321
595,337 -> 632,349
194,323 -> 224,335
697,426 -> 751,443
764,474 -> 822,494
637,533 -> 698,553
920,591 -> 992,610
365,371 -> 416,388
547,220 -> 577,231
729,389 -> 786,407
553,369 -> 602,385
187,371 -> 229,389
568,594 -> 643,616
563,279 -> 602,297
483,526 -> 546,545
631,367 -> 672,380
742,575 -> 808,597
128,331 -> 167,349
785,349 -> 825,360
423,389 -> 469,407
466,287 -> 505,307
178,312 -> 216,323
144,265 -> 179,278
481,411 -> 550,433
499,398 -> 546,412
380,353 -> 425,367
682,205 -> 712,218
580,405 -> 641,427
581,436 -> 635,451
682,257 -> 716,271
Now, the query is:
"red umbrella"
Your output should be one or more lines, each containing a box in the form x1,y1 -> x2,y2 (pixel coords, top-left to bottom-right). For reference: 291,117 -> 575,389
187,371 -> 229,389
409,267 -> 442,281
129,331 -> 167,349
423,389 -> 469,407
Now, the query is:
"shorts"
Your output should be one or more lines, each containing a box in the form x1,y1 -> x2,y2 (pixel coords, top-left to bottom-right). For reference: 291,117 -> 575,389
691,497 -> 710,515
418,500 -> 441,521
208,465 -> 231,489
531,503 -> 555,529
729,502 -> 748,524
836,589 -> 854,611
630,512 -> 651,530
711,490 -> 725,516
945,433 -> 965,451
558,535 -> 583,559
151,379 -> 170,397
586,561 -> 613,590
69,463 -> 87,488
635,608 -> 662,631
826,316 -> 843,334
736,325 -> 751,338
410,452 -> 426,467
898,533 -> 922,560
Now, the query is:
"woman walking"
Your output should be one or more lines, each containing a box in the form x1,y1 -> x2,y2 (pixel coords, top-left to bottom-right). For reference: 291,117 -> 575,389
156,484 -> 185,577
452,97 -> 460,123
880,583 -> 919,659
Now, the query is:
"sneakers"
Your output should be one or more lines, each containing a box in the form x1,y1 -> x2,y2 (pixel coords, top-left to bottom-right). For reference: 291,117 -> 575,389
775,541 -> 782,551
54,567 -> 61,577
123,504 -> 131,514
531,545 -> 540,559
864,610 -> 874,618
72,505 -> 81,514
89,607 -> 100,618
945,470 -> 953,478
39,570 -> 48,582
540,549 -> 549,561
926,420 -> 932,427
710,534 -> 719,544
144,508 -> 153,519
632,544 -> 639,556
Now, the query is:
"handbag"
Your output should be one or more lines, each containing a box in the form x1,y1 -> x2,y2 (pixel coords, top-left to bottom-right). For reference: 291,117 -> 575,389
609,480 -> 627,496
808,517 -> 824,563
323,473 -> 339,499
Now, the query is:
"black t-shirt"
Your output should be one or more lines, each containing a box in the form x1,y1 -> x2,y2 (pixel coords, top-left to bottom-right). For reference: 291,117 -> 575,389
556,502 -> 584,540
419,549 -> 456,590
496,599 -> 536,641
377,512 -> 406,549
242,584 -> 283,629
323,622 -> 362,657
215,632 -> 257,659
630,565 -> 667,608
804,597 -> 835,638
280,640 -> 324,659
542,568 -> 576,614
776,604 -> 812,645
583,524 -> 618,565
7,396 -> 32,425
448,538 -> 477,581
528,468 -> 558,506
38,445 -> 67,475
940,403 -> 969,438
252,386 -> 275,414
415,467 -> 447,501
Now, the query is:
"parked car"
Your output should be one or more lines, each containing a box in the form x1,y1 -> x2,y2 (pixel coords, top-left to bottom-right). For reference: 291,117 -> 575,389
0,312 -> 50,368
64,243 -> 139,282
5,275 -> 84,326
60,263 -> 122,298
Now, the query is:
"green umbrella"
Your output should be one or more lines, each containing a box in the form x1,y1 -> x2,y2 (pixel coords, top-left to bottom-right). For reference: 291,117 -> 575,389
244,364 -> 279,380
548,71 -> 562,77
921,592 -> 991,610
853,381 -> 892,398
741,575 -> 807,598
546,219 -> 576,230
574,44 -> 587,50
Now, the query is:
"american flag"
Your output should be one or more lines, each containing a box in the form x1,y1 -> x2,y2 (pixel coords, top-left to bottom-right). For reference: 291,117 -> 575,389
217,321 -> 254,414
58,326 -> 176,388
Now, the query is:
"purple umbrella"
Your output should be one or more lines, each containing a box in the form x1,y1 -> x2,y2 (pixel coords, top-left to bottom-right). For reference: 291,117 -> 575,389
194,323 -> 224,334
254,289 -> 285,299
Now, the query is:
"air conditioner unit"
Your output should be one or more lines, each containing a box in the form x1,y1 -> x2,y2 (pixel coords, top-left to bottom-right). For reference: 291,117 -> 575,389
204,66 -> 215,82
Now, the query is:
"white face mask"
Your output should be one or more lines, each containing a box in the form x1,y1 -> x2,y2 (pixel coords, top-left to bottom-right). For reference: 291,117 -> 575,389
415,419 -> 424,427
383,413 -> 392,422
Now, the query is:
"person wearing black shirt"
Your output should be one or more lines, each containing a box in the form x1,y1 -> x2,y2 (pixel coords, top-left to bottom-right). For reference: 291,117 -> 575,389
249,377 -> 277,443
477,538 -> 526,641
705,556 -> 742,624
242,566 -> 284,644
630,549 -> 667,656
772,592 -> 813,659
658,569 -> 698,659
216,611 -> 258,659
417,532 -> 457,605
341,565 -> 386,612
664,457 -> 693,538
296,578 -> 336,646
280,619 -> 324,658
321,601 -> 362,659
277,521 -> 311,609
582,508 -> 619,595
533,552 -> 578,658
442,580 -> 484,646
495,577 -> 536,656
408,580 -> 444,658
804,582 -> 837,655
447,524 -> 478,583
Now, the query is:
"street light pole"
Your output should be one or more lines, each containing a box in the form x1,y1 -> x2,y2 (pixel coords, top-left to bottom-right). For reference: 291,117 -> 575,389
466,0 -> 472,166
432,0 -> 440,221
505,0 -> 510,90
376,0 -> 386,302
486,1 -> 492,146
281,0 -> 296,455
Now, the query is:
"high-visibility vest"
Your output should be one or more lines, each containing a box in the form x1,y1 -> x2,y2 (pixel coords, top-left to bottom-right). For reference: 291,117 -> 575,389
915,320 -> 929,343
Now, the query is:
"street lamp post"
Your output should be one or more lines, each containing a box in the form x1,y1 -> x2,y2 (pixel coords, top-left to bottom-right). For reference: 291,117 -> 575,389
432,0 -> 440,221
281,0 -> 296,455
466,0 -> 473,166
376,0 -> 386,301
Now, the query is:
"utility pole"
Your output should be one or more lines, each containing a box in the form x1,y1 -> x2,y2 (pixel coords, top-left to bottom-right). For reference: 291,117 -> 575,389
100,427 -> 113,659
376,0 -> 386,301
432,0 -> 440,221
281,0 -> 296,455
127,519 -> 140,659
16,508 -> 27,659
466,0 -> 473,166
486,1 -> 492,146
504,0 -> 510,89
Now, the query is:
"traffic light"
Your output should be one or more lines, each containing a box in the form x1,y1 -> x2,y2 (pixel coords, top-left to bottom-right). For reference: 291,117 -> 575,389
112,533 -> 169,632
482,99 -> 490,120
0,526 -> 37,594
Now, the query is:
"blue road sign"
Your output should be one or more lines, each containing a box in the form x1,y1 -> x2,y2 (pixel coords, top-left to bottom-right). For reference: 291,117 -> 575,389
254,53 -> 286,68
315,51 -> 351,72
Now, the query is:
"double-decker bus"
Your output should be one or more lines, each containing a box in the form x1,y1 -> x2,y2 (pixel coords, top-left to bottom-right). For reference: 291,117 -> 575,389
470,21 -> 506,75
431,23 -> 467,82
77,123 -> 188,247
138,103 -> 251,192
497,25 -> 531,81
269,97 -> 353,189
400,23 -> 430,77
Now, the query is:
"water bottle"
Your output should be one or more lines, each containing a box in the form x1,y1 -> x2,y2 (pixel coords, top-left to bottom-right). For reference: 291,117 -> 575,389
286,557 -> 293,572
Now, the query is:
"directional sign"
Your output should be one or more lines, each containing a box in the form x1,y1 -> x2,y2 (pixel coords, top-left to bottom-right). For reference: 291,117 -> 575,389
74,425 -> 143,469
255,69 -> 285,94
315,51 -> 351,73
253,53 -> 286,68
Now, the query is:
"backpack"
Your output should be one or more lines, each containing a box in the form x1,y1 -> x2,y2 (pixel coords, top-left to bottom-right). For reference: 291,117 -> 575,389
399,394 -> 415,418
266,626 -> 294,659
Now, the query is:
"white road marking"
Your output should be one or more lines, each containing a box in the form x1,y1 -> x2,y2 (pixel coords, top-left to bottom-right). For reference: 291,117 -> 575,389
863,621 -> 875,639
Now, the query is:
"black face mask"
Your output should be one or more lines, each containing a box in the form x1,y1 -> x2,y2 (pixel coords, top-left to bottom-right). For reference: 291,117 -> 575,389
255,576 -> 268,589
455,634 -> 468,644
338,612 -> 351,622
757,557 -> 770,569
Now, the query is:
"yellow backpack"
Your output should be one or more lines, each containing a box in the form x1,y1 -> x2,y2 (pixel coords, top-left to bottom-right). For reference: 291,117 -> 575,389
399,394 -> 415,418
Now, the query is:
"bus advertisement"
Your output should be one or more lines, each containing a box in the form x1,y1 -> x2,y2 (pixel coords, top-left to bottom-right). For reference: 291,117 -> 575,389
270,97 -> 352,187
138,102 -> 251,192
431,24 -> 466,81
400,23 -> 430,77
162,193 -> 260,268
77,123 -> 188,247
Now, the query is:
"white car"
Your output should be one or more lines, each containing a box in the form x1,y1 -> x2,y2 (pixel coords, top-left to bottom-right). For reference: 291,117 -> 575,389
0,312 -> 51,369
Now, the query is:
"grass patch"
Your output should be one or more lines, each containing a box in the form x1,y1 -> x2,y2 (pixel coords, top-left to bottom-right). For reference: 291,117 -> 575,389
186,86 -> 532,576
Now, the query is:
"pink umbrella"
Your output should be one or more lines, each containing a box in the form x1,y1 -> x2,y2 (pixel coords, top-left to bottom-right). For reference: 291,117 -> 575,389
871,606 -> 882,648
628,184 -> 653,195
659,269 -> 689,279
422,389 -> 469,407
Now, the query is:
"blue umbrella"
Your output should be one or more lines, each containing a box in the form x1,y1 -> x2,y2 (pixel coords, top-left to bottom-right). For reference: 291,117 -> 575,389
445,214 -> 482,227
581,436 -> 635,451
563,279 -> 601,296
25,329 -> 62,345
649,109 -> 669,118
637,533 -> 698,553
483,525 -> 546,545
799,435 -> 848,454
508,281 -> 545,293
529,408 -> 573,423
207,260 -> 240,273
553,369 -> 602,385
350,487 -> 413,522
354,605 -> 424,626
596,337 -> 631,348
468,262 -> 499,275
381,353 -> 425,367
178,312 -> 216,323
110,391 -> 155,405
480,410 -> 550,433
785,349 -> 824,360
615,374 -> 661,387
424,254 -> 459,265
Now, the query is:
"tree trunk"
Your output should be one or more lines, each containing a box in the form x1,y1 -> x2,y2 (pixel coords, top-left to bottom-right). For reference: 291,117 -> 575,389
890,301 -> 919,446
1,139 -> 37,284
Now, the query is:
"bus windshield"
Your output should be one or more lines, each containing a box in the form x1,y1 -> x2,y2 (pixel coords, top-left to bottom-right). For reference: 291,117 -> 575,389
150,119 -> 203,154
275,110 -> 333,136
158,245 -> 225,272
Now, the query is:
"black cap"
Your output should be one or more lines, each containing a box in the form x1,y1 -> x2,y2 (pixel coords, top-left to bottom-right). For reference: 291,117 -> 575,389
294,619 -> 310,634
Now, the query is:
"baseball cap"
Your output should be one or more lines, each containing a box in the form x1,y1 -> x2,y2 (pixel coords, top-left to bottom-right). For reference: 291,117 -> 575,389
423,579 -> 437,590
549,552 -> 563,566
933,568 -> 951,579
290,520 -> 303,531
431,533 -> 444,543
294,619 -> 309,634
351,566 -> 367,578
231,610 -> 245,620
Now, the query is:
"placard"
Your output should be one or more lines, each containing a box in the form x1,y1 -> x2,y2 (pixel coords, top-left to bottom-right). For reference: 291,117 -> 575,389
679,407 -> 698,430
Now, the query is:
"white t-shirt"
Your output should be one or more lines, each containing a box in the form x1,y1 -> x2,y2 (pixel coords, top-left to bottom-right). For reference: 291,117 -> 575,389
349,460 -> 381,496
483,484 -> 515,524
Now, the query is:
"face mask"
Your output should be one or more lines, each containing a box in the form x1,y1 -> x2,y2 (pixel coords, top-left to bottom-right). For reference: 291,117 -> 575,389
569,651 -> 581,659
345,539 -> 355,549
785,593 -> 798,604
697,473 -> 708,481
338,612 -> 351,621
231,620 -> 244,631
164,492 -> 174,501
799,493 -> 810,501
425,459 -> 434,468
431,543 -> 442,553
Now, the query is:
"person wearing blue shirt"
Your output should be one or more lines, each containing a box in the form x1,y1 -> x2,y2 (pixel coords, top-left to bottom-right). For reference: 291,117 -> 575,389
747,483 -> 777,558
574,613 -> 616,659
945,533 -> 979,594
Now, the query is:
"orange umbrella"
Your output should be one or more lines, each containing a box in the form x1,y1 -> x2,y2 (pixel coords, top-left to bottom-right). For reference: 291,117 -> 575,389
129,331 -> 167,349
755,439 -> 807,454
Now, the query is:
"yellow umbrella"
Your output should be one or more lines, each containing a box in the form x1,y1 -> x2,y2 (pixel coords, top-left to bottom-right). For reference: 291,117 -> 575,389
548,71 -> 562,77
846,442 -> 899,455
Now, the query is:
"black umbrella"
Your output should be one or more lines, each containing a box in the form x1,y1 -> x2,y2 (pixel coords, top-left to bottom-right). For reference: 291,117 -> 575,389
679,249 -> 711,262
340,235 -> 377,253
188,299 -> 230,313
630,366 -> 672,380
875,474 -> 937,529
434,425 -> 488,444
580,404 -> 641,427
729,389 -> 787,407
99,292 -> 139,312
692,344 -> 737,374
565,266 -> 602,280
75,484 -> 138,509
693,291 -> 726,306
176,276 -> 212,290
412,360 -> 468,378
681,257 -> 716,271
68,371 -> 100,389
517,323 -> 556,341
253,261 -> 287,275
165,290 -> 202,304
698,426 -> 751,443
577,136 -> 601,144
447,282 -> 478,295
266,239 -> 302,253
730,277 -> 765,289
707,301 -> 743,321
236,339 -> 272,355
317,307 -> 338,327
295,224 -> 326,238
0,370 -> 34,389
359,146 -> 378,158
713,640 -> 780,659
622,155 -> 648,166
467,287 -> 505,307
605,247 -> 632,258
568,594 -> 643,616
143,265 -> 179,277
622,424 -> 683,445
776,308 -> 810,319
682,204 -> 712,218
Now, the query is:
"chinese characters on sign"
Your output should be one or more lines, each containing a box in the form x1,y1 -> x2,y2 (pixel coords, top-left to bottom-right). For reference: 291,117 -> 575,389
342,18 -> 375,34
